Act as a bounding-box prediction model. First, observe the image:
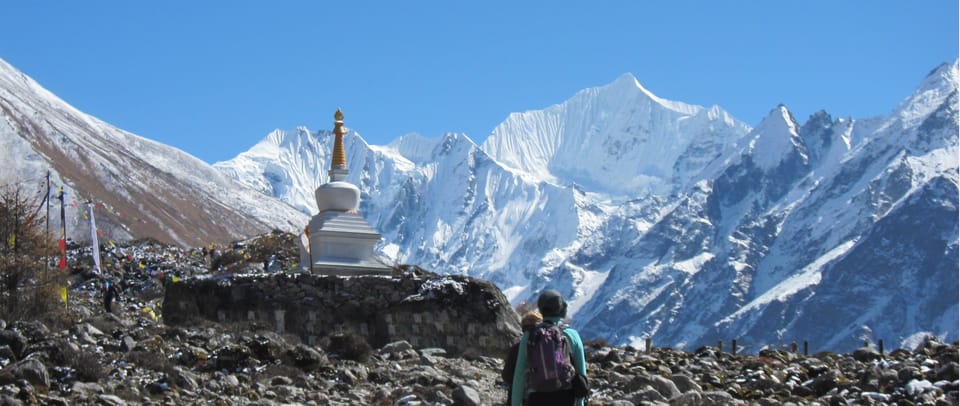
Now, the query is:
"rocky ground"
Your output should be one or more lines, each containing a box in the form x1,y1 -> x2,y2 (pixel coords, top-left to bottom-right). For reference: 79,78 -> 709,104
0,236 -> 955,405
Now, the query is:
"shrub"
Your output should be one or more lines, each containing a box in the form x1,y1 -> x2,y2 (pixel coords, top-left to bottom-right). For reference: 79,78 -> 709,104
125,350 -> 173,373
72,350 -> 106,382
583,338 -> 610,349
325,333 -> 372,363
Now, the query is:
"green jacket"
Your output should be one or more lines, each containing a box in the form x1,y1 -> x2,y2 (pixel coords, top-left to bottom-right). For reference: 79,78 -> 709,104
510,317 -> 587,406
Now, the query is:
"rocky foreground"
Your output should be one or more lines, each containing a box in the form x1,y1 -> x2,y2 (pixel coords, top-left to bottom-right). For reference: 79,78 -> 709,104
0,237 -> 953,405
0,301 -> 956,406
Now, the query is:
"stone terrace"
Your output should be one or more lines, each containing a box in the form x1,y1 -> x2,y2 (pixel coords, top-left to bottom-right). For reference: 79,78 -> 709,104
162,271 -> 522,357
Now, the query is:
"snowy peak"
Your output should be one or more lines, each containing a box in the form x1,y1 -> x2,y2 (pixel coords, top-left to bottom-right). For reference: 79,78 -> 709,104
748,104 -> 806,170
482,73 -> 751,196
431,132 -> 479,159
608,73 -> 701,116
893,59 -> 959,127
385,133 -> 440,164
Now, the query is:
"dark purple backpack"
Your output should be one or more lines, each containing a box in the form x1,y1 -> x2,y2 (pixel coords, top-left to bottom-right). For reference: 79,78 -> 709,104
526,323 -> 575,392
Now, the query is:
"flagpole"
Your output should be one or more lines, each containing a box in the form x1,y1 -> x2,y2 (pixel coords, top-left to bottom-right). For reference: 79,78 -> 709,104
44,171 -> 50,274
306,226 -> 314,274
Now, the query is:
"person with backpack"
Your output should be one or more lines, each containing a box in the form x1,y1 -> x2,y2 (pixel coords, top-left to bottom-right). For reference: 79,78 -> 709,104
103,278 -> 120,313
502,310 -> 543,403
510,290 -> 588,406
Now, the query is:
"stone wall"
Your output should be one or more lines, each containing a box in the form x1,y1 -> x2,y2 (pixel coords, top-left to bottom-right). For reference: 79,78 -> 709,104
162,272 -> 522,357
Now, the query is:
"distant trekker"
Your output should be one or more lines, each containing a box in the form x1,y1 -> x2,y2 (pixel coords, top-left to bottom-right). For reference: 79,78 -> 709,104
103,279 -> 119,313
511,290 -> 588,406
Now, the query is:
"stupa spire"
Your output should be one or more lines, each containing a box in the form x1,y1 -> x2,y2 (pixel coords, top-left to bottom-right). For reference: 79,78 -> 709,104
329,108 -> 349,182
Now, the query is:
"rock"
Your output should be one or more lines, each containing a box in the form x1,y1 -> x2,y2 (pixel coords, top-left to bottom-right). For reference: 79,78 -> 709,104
671,373 -> 702,394
419,348 -> 447,357
0,331 -> 27,360
670,391 -> 702,405
853,347 -> 882,362
245,332 -> 287,362
9,322 -> 48,343
629,387 -> 667,403
395,394 -> 420,405
806,371 -> 840,396
337,369 -> 357,386
266,375 -> 290,386
420,348 -> 447,366
39,394 -> 69,406
382,341 -> 414,355
213,343 -> 254,370
145,380 -> 169,395
70,381 -> 104,397
602,348 -> 623,363
935,362 -> 959,382
646,375 -> 682,399
905,379 -> 936,396
451,384 -> 481,406
132,335 -> 164,352
285,344 -> 325,371
701,390 -> 738,404
97,394 -> 127,406
170,367 -> 199,391
0,347 -> 13,363
899,365 -> 924,384
222,373 -> 240,389
120,336 -> 136,352
7,359 -> 47,388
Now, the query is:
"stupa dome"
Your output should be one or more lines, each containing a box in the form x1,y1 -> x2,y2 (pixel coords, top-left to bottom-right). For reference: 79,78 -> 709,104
315,181 -> 360,212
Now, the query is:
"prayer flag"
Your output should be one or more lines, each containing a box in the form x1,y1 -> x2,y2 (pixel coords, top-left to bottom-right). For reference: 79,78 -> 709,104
57,187 -> 67,269
87,202 -> 102,274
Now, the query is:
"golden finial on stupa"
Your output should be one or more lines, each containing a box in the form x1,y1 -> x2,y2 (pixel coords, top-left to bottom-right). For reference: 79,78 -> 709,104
331,108 -> 348,170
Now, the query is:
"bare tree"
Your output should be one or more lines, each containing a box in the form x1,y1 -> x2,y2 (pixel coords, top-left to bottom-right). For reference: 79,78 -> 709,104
0,183 -> 64,322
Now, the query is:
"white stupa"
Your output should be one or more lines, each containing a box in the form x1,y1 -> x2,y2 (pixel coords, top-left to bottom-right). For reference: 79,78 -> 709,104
298,109 -> 391,275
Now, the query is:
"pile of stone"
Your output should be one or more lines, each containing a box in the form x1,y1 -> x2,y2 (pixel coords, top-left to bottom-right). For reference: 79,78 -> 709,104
584,339 -> 958,405
0,300 -> 955,405
0,297 -> 510,405
0,237 -> 953,405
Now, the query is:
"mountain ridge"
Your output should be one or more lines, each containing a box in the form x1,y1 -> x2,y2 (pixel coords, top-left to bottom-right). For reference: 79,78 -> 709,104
0,57 -> 308,247
2,56 -> 956,352
214,62 -> 957,351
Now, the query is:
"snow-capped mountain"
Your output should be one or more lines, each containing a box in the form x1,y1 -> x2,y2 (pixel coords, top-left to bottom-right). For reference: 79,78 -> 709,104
219,61 -> 958,352
482,73 -> 752,196
3,52 -> 954,353
0,58 -> 307,247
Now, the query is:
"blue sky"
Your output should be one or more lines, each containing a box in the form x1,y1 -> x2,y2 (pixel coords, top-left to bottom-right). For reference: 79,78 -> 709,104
2,1 -> 957,164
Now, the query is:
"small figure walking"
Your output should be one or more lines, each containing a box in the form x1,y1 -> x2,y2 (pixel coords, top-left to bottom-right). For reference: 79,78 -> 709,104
103,279 -> 119,313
